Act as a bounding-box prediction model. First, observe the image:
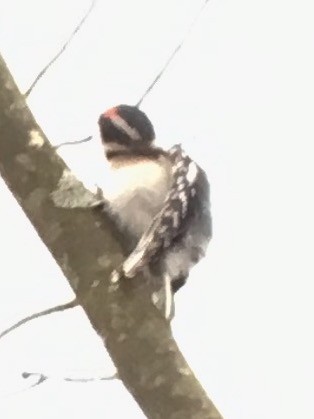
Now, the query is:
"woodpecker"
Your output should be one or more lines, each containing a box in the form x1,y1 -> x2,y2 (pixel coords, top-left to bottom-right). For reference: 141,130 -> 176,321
97,105 -> 212,316
0,105 -> 212,340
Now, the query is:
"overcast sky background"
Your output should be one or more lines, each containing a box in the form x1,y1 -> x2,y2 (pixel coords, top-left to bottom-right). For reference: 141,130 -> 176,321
0,0 -> 314,418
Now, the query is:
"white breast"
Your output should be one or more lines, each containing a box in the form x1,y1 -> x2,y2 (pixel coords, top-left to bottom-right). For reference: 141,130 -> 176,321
98,157 -> 172,238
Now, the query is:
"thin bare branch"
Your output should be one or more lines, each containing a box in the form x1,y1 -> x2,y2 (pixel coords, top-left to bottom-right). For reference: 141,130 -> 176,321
136,0 -> 211,107
21,371 -> 118,389
53,135 -> 93,149
0,300 -> 78,340
24,0 -> 97,98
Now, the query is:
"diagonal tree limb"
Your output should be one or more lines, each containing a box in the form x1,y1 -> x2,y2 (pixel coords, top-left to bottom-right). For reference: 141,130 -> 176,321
0,54 -> 223,419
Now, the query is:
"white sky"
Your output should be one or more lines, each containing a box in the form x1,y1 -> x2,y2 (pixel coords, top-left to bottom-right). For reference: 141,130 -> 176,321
0,0 -> 314,418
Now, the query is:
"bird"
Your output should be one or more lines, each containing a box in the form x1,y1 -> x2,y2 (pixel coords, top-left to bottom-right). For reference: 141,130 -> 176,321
0,104 -> 212,341
97,104 -> 212,318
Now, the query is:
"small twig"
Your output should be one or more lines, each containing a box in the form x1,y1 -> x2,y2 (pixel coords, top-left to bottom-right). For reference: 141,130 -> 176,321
136,0 -> 210,107
22,371 -> 119,389
53,135 -> 93,149
0,300 -> 78,340
24,0 -> 97,98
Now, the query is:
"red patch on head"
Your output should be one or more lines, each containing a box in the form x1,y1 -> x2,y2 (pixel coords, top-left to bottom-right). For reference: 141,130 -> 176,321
103,107 -> 118,119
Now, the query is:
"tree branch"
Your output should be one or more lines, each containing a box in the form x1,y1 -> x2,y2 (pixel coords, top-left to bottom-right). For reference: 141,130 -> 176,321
24,0 -> 97,98
0,54 -> 223,419
21,371 -> 118,389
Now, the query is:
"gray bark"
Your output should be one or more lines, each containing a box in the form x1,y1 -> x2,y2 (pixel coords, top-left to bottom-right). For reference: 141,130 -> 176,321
0,53 -> 223,419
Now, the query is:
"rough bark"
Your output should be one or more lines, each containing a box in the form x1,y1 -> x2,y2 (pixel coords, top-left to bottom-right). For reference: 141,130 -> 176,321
0,53 -> 223,419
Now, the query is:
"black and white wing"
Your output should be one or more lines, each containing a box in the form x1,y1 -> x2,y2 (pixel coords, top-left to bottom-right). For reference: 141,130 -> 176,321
112,144 -> 211,281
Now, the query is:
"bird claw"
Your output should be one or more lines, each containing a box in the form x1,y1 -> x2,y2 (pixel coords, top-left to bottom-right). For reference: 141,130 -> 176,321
110,261 -> 137,284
